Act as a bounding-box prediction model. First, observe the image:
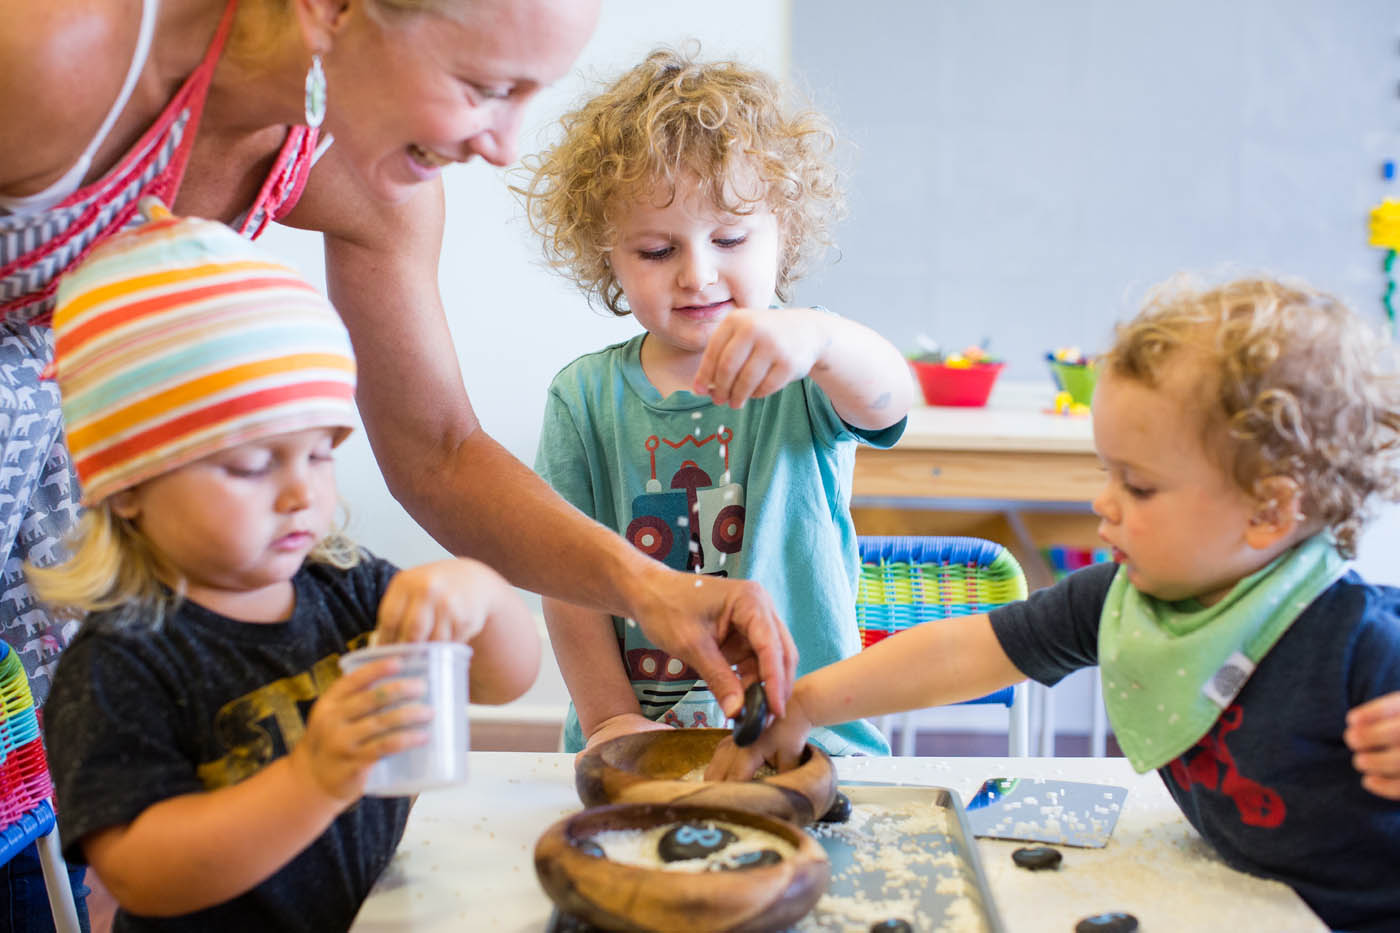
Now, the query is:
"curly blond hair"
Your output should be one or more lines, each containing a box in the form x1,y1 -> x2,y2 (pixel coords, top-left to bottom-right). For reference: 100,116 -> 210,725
1104,275 -> 1400,557
514,46 -> 844,315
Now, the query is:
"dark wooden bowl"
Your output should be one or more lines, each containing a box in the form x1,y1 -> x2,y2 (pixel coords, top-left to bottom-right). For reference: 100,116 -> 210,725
574,728 -> 837,827
534,802 -> 829,932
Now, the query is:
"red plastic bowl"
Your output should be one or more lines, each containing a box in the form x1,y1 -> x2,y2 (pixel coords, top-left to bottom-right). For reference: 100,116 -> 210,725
911,360 -> 1004,407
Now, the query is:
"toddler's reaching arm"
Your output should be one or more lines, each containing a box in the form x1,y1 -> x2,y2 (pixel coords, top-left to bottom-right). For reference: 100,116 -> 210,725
78,657 -> 429,916
707,611 -> 1023,778
692,306 -> 916,429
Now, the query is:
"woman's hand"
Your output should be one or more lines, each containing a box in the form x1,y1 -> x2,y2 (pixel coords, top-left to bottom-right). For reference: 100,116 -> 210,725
290,657 -> 431,804
628,566 -> 797,720
375,558 -> 516,644
1346,692 -> 1400,799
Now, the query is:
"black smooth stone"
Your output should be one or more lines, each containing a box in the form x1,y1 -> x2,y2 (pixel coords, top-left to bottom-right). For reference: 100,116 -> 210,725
657,822 -> 737,862
1012,845 -> 1063,870
818,791 -> 853,823
709,848 -> 783,871
732,681 -> 768,746
869,920 -> 913,933
547,909 -> 601,933
1074,912 -> 1139,933
573,838 -> 605,858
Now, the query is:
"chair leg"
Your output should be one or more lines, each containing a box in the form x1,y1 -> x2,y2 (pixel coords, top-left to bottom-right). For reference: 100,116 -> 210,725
876,714 -> 893,749
35,822 -> 80,933
897,712 -> 916,757
1090,668 -> 1108,757
1008,683 -> 1031,757
1038,684 -> 1056,756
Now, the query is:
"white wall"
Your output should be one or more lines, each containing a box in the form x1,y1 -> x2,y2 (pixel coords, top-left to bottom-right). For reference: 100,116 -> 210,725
258,1 -> 792,719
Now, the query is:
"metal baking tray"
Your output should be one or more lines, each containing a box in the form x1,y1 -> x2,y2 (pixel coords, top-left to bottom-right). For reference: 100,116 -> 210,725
543,784 -> 1005,933
796,783 -> 1006,933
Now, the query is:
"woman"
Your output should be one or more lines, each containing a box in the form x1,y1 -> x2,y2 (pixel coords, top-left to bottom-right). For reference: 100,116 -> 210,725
1,0 -> 796,925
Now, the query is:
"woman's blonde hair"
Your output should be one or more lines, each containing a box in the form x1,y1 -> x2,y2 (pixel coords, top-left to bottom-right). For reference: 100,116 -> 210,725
24,504 -> 362,630
229,0 -> 478,67
1104,275 -> 1400,557
515,45 -> 845,315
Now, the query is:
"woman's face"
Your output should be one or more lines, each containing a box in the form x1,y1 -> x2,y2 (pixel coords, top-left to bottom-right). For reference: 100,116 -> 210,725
324,0 -> 598,202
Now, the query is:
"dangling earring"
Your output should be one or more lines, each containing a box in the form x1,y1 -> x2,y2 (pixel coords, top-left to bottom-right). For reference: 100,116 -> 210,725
304,53 -> 327,129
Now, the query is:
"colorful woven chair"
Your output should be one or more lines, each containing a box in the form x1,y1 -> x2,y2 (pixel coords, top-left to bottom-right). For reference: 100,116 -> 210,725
856,535 -> 1031,757
0,643 -> 80,933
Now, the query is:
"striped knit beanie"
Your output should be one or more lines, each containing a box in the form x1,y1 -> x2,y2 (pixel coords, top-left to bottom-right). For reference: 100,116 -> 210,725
51,199 -> 357,505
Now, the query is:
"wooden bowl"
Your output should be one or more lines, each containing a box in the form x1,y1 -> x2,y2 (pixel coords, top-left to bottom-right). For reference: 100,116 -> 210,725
574,728 -> 837,826
534,802 -> 829,932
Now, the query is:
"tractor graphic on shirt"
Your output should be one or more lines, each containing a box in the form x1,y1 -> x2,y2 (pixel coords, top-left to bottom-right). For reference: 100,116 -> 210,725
620,427 -> 746,723
624,427 -> 746,575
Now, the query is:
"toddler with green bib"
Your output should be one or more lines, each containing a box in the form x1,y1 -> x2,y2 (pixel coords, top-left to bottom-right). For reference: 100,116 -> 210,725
710,274 -> 1400,931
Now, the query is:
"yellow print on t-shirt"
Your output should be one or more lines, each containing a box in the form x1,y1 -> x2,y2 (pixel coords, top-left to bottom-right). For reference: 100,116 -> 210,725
195,631 -> 373,789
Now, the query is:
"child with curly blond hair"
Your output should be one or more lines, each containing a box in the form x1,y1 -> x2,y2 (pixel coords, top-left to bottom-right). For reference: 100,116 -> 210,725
711,275 -> 1400,930
517,47 -> 916,756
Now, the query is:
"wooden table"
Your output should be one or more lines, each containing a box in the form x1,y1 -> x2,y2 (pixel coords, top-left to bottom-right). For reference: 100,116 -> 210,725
856,382 -> 1099,506
349,752 -> 1324,932
853,381 -> 1101,591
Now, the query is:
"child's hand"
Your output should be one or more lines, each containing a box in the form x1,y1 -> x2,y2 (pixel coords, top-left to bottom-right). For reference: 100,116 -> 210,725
290,657 -> 432,803
1345,692 -> 1400,799
375,558 -> 513,644
703,695 -> 814,781
581,713 -> 674,757
693,307 -> 828,408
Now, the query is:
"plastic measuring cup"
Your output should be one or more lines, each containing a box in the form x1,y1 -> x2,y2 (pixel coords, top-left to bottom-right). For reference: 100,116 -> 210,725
338,642 -> 471,796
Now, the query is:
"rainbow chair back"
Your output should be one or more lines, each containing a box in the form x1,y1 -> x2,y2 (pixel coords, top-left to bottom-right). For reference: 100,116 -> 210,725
0,643 -> 79,933
857,535 -> 1031,756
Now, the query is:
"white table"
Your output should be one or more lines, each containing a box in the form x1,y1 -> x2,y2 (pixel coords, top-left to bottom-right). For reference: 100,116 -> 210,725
350,752 -> 1324,932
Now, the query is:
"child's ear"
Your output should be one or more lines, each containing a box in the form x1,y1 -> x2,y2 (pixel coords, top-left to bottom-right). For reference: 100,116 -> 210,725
1246,475 -> 1304,548
108,489 -> 141,521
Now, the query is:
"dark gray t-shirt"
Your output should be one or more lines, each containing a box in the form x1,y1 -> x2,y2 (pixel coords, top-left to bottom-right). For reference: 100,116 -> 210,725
45,556 -> 411,933
990,563 -> 1400,931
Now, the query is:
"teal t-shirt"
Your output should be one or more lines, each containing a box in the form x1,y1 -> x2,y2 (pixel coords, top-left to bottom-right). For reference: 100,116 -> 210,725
535,333 -> 902,756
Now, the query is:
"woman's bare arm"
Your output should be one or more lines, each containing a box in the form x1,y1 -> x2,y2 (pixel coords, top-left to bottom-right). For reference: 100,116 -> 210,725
281,159 -> 797,716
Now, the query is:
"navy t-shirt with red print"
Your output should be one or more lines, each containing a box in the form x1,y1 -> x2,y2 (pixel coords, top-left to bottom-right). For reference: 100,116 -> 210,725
990,562 -> 1400,932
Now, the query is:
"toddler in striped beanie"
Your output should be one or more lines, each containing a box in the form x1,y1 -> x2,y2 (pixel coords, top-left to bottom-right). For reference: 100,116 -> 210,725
27,201 -> 539,929
29,197 -> 362,620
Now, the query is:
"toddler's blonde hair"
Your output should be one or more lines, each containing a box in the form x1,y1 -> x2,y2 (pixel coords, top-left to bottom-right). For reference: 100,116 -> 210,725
25,505 -> 361,630
516,45 -> 844,315
1104,275 -> 1400,557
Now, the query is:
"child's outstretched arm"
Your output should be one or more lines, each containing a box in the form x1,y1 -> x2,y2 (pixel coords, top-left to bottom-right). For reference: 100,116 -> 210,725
542,597 -> 674,750
693,307 -> 916,429
1345,691 -> 1400,800
707,611 -> 1023,779
78,657 -> 430,916
374,557 -> 540,704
